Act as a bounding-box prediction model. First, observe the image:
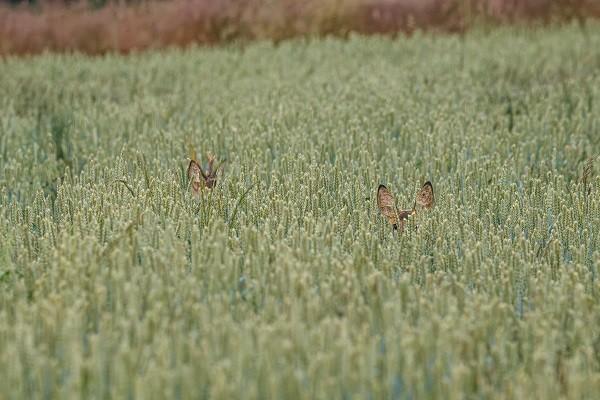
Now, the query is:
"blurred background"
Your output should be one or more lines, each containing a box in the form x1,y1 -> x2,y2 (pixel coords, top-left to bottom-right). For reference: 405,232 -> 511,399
1,0 -> 599,56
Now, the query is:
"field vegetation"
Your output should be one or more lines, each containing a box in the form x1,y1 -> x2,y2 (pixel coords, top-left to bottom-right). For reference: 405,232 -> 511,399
1,25 -> 600,399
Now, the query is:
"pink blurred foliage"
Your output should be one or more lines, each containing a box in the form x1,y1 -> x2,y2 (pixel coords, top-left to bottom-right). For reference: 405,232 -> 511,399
0,0 -> 598,56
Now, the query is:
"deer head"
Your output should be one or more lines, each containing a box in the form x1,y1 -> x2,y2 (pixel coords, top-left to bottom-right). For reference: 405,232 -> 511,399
377,181 -> 434,232
187,152 -> 224,194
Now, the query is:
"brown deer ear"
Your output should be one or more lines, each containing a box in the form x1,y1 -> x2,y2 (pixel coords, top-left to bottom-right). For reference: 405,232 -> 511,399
187,160 -> 204,193
206,152 -> 216,175
214,159 -> 226,177
377,184 -> 398,227
415,181 -> 434,209
187,159 -> 200,180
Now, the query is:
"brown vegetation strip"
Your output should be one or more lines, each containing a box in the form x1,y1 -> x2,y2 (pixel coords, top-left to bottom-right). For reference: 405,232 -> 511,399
1,0 -> 599,56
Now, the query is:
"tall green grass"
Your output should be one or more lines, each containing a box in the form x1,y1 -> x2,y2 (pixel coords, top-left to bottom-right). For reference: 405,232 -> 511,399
1,25 -> 600,399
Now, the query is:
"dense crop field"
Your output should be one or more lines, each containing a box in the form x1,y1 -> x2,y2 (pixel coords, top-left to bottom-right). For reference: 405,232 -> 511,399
1,25 -> 600,399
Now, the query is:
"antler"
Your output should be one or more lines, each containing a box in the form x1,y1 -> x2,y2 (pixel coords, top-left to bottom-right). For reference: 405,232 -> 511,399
206,152 -> 216,176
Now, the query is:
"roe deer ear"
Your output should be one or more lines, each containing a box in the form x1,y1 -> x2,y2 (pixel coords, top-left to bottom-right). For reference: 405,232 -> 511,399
215,158 -> 226,175
211,161 -> 225,189
377,184 -> 399,230
187,159 -> 203,194
415,181 -> 434,210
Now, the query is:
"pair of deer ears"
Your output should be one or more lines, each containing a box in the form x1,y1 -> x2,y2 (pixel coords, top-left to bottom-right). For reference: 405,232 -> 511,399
378,181 -> 434,209
377,181 -> 434,223
187,155 -> 226,192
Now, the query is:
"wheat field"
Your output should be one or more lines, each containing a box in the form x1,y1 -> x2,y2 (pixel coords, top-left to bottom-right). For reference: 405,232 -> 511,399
1,25 -> 600,399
